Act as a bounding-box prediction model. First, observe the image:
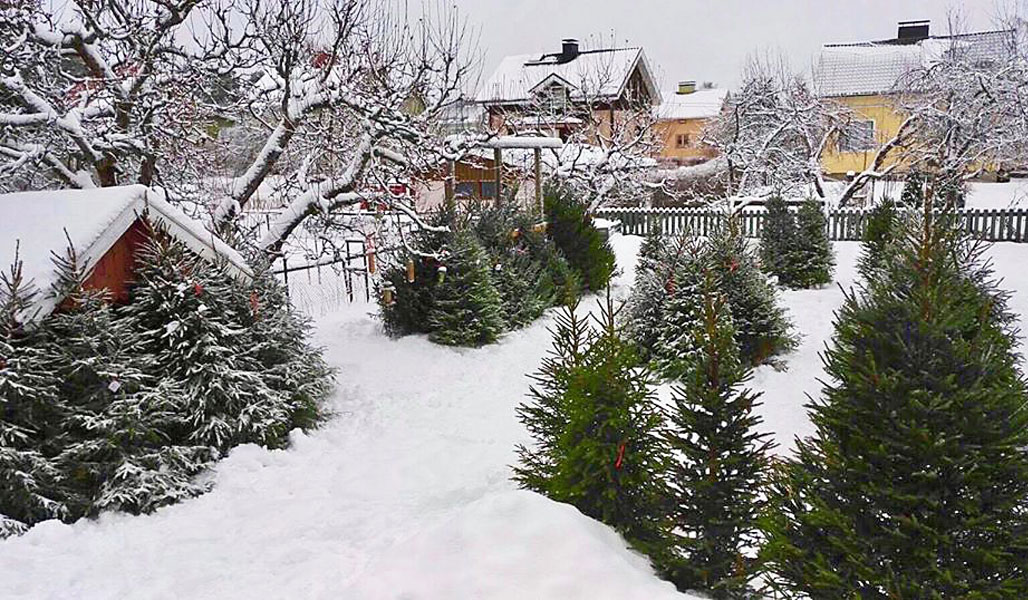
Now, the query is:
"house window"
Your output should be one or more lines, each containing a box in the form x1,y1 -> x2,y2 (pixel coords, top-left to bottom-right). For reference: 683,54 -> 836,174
480,181 -> 498,200
675,133 -> 691,148
455,182 -> 475,198
839,120 -> 875,152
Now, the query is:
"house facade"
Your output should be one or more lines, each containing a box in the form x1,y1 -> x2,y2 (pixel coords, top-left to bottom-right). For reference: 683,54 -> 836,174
475,38 -> 661,142
654,82 -> 728,165
817,20 -> 1015,177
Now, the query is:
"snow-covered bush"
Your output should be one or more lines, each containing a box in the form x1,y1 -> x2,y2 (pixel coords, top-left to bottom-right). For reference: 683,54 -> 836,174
427,230 -> 505,347
763,217 -> 1028,597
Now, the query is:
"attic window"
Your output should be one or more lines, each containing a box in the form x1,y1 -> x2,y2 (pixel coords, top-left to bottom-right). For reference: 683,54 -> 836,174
537,82 -> 569,113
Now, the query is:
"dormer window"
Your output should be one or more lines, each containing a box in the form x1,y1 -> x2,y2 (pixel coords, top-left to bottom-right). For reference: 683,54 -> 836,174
538,81 -> 569,113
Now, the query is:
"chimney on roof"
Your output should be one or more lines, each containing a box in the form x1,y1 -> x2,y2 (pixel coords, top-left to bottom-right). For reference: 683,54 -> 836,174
677,80 -> 697,95
559,39 -> 580,63
898,20 -> 930,42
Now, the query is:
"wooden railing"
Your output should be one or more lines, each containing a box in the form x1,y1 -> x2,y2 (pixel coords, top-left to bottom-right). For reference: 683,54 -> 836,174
594,206 -> 1028,243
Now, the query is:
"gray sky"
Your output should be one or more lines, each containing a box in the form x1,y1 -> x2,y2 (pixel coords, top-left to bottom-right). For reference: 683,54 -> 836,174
452,0 -> 1004,93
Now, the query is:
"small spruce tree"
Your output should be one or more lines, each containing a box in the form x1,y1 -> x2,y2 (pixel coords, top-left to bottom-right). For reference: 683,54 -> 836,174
762,217 -> 1028,598
544,186 -> 616,292
857,197 -> 901,282
427,230 -> 505,346
663,269 -> 774,598
515,292 -> 671,559
759,196 -> 795,283
0,255 -> 65,537
787,198 -> 834,288
706,220 -> 794,366
650,237 -> 707,379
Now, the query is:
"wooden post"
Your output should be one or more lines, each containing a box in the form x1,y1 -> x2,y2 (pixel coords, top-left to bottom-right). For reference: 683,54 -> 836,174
534,148 -> 542,215
494,148 -> 503,205
444,159 -> 455,208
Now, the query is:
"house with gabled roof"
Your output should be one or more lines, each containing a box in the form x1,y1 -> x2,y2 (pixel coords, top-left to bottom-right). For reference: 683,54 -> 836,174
816,20 -> 1016,177
655,81 -> 728,166
0,185 -> 252,323
476,38 -> 660,142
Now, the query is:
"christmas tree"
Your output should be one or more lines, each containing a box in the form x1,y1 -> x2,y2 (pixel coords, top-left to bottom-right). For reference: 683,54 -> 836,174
663,269 -> 774,598
427,229 -> 505,346
513,296 -> 592,493
515,292 -> 671,560
625,234 -> 689,362
650,237 -> 707,379
857,197 -> 901,282
706,221 -> 794,366
544,186 -> 616,292
0,253 -> 65,536
758,196 -> 795,284
787,198 -> 834,288
762,216 -> 1028,598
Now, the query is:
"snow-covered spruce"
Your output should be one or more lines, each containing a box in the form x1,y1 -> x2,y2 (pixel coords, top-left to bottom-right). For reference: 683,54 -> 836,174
0,235 -> 332,535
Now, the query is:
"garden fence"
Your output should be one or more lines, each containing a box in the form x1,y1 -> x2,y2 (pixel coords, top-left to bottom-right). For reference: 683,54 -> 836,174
594,206 -> 1028,243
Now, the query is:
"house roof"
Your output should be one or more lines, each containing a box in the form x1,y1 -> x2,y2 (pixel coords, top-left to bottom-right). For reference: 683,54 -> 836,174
657,87 -> 729,120
475,47 -> 660,106
0,185 -> 252,322
815,28 -> 1014,97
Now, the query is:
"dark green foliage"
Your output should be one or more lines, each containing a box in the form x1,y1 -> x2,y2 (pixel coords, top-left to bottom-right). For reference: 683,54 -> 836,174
788,199 -> 834,288
380,204 -> 577,346
760,197 -> 833,288
758,196 -> 794,281
706,221 -> 794,366
663,271 -> 774,598
900,169 -> 924,207
513,297 -> 592,494
762,219 -> 1028,598
427,230 -> 505,346
857,197 -> 901,282
514,293 -> 671,559
544,186 -> 616,292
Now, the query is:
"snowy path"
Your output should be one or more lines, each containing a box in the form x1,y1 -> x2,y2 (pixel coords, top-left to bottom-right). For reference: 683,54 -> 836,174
4,237 -> 1028,599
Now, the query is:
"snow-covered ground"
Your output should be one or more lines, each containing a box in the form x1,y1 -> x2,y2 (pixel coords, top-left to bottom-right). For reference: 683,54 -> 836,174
4,232 -> 1028,599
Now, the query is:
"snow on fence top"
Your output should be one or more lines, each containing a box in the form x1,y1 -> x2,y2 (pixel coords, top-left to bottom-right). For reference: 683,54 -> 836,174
0,185 -> 252,322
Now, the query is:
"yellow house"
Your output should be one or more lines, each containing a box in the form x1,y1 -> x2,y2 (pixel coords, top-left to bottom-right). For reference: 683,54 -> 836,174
816,20 -> 1013,177
655,82 -> 727,165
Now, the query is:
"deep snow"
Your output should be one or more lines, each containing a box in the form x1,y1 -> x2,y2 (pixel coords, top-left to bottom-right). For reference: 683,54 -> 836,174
4,232 -> 1028,599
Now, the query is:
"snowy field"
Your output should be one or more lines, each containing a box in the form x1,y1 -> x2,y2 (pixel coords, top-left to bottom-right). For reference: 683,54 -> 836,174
3,235 -> 1028,599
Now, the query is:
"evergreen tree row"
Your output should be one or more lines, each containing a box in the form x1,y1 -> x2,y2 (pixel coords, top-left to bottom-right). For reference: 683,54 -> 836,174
519,208 -> 1028,598
516,276 -> 774,598
0,234 -> 333,537
759,196 -> 835,289
379,188 -> 614,347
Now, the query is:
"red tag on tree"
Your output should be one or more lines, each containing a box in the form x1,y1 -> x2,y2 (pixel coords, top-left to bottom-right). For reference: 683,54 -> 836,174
193,281 -> 204,297
249,291 -> 260,315
615,442 -> 627,470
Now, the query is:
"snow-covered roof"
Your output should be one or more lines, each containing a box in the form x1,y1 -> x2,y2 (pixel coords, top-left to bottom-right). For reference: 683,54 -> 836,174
657,87 -> 729,120
0,185 -> 252,322
816,29 -> 1014,97
476,47 -> 659,106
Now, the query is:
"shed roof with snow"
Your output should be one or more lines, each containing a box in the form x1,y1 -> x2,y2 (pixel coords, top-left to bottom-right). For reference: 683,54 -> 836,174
0,185 -> 252,322
476,42 -> 660,106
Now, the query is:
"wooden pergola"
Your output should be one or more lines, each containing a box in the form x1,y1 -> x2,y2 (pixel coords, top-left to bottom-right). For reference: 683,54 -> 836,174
443,135 -> 563,213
